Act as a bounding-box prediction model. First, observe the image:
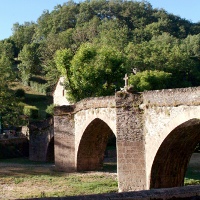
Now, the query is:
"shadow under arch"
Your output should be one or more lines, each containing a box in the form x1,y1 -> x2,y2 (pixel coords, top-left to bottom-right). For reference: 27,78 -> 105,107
150,118 -> 200,189
77,118 -> 115,171
46,136 -> 54,162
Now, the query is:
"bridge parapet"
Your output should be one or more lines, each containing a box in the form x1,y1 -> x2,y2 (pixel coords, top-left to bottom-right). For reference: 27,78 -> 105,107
143,86 -> 200,107
74,96 -> 115,112
54,96 -> 115,115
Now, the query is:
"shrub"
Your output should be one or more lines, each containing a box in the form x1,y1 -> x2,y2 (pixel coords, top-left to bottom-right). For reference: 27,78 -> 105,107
45,104 -> 55,117
29,81 -> 48,95
15,89 -> 25,98
129,70 -> 172,92
23,106 -> 39,119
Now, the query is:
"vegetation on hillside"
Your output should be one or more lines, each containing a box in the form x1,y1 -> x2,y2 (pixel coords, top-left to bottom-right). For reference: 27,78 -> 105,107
1,0 -> 200,124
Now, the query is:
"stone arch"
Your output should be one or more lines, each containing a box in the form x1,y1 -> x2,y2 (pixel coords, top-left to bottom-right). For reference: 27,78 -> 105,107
76,118 -> 116,171
46,136 -> 54,162
150,118 -> 200,188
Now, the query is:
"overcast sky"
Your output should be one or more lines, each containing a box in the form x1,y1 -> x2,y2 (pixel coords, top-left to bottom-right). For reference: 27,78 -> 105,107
0,0 -> 199,40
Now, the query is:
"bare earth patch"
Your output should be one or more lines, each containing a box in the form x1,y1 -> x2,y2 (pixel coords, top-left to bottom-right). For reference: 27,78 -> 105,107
0,154 -> 199,200
0,161 -> 117,200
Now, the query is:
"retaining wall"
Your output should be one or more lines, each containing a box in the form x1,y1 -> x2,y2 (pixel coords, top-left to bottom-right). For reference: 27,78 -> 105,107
0,137 -> 29,158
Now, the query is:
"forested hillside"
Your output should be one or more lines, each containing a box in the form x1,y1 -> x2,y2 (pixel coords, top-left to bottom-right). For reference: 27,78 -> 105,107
1,0 -> 200,122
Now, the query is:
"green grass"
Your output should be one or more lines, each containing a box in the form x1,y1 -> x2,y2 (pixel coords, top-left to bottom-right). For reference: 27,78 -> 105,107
0,158 -> 118,199
185,166 -> 200,186
0,157 -> 52,165
24,93 -> 52,119
11,81 -> 53,120
102,162 -> 117,172
0,156 -> 200,199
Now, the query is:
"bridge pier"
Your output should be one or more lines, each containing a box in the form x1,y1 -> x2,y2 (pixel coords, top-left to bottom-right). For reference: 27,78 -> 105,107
116,92 -> 147,191
54,106 -> 76,172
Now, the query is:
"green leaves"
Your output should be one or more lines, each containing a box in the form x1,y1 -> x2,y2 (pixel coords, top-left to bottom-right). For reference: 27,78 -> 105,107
18,43 -> 41,85
129,70 -> 172,92
126,33 -> 200,88
1,0 -> 200,106
54,48 -> 73,76
54,43 -> 126,102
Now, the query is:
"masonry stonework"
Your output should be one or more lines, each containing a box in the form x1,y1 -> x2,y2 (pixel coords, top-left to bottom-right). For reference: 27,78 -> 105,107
115,92 -> 146,191
143,87 -> 200,189
54,105 -> 75,171
29,118 -> 54,162
53,86 -> 200,192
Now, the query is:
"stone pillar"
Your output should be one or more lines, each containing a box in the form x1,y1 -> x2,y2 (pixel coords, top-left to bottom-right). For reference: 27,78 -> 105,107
115,92 -> 147,192
54,105 -> 76,172
29,118 -> 54,162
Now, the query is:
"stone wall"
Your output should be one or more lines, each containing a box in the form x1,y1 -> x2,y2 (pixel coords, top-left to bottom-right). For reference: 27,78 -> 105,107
142,86 -> 200,189
0,137 -> 29,158
53,77 -> 71,106
22,185 -> 200,200
54,105 -> 75,171
29,118 -> 54,162
115,91 -> 146,192
142,86 -> 200,106
74,96 -> 115,112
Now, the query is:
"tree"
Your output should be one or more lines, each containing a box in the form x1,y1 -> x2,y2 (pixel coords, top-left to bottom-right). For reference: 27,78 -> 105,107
129,70 -> 172,92
11,22 -> 36,53
126,33 -> 200,88
54,43 -> 126,102
18,43 -> 41,85
0,55 -> 23,127
96,19 -> 129,51
181,34 -> 200,57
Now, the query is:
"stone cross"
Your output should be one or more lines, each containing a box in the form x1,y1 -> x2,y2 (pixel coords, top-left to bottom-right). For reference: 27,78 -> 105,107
123,73 -> 128,91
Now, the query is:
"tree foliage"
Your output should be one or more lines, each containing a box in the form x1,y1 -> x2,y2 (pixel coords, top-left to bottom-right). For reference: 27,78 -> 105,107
0,51 -> 23,127
129,70 -> 172,92
18,43 -> 41,85
55,43 -> 126,102
0,0 -> 200,104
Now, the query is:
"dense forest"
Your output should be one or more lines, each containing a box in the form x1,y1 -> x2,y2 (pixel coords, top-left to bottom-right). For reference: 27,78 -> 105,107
1,0 -> 200,124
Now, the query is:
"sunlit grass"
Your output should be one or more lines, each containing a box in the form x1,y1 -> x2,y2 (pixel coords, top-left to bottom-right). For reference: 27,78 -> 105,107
1,155 -> 200,199
0,158 -> 118,199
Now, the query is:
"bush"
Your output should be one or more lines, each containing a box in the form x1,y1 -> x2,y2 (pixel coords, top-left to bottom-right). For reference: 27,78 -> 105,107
129,70 -> 172,92
45,104 -> 55,117
15,89 -> 25,98
29,81 -> 48,95
23,106 -> 39,119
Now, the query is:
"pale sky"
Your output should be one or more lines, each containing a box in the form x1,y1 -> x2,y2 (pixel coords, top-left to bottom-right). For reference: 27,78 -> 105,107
0,0 -> 199,40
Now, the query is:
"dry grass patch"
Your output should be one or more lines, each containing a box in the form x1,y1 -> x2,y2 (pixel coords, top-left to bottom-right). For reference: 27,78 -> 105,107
0,159 -> 118,200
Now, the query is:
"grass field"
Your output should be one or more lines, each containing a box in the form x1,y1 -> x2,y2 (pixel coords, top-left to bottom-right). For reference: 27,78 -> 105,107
0,158 -> 118,199
0,154 -> 199,200
185,153 -> 200,185
11,81 -> 53,119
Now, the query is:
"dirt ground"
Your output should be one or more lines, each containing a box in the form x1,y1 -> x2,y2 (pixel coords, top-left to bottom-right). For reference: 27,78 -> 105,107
0,159 -> 117,200
0,153 -> 199,200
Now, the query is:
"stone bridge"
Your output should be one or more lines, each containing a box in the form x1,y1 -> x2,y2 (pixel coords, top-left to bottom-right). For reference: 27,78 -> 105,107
54,86 -> 200,192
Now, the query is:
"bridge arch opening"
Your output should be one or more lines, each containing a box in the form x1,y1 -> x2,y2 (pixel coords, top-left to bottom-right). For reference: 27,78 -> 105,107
46,136 -> 54,162
77,118 -> 116,171
150,118 -> 200,189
